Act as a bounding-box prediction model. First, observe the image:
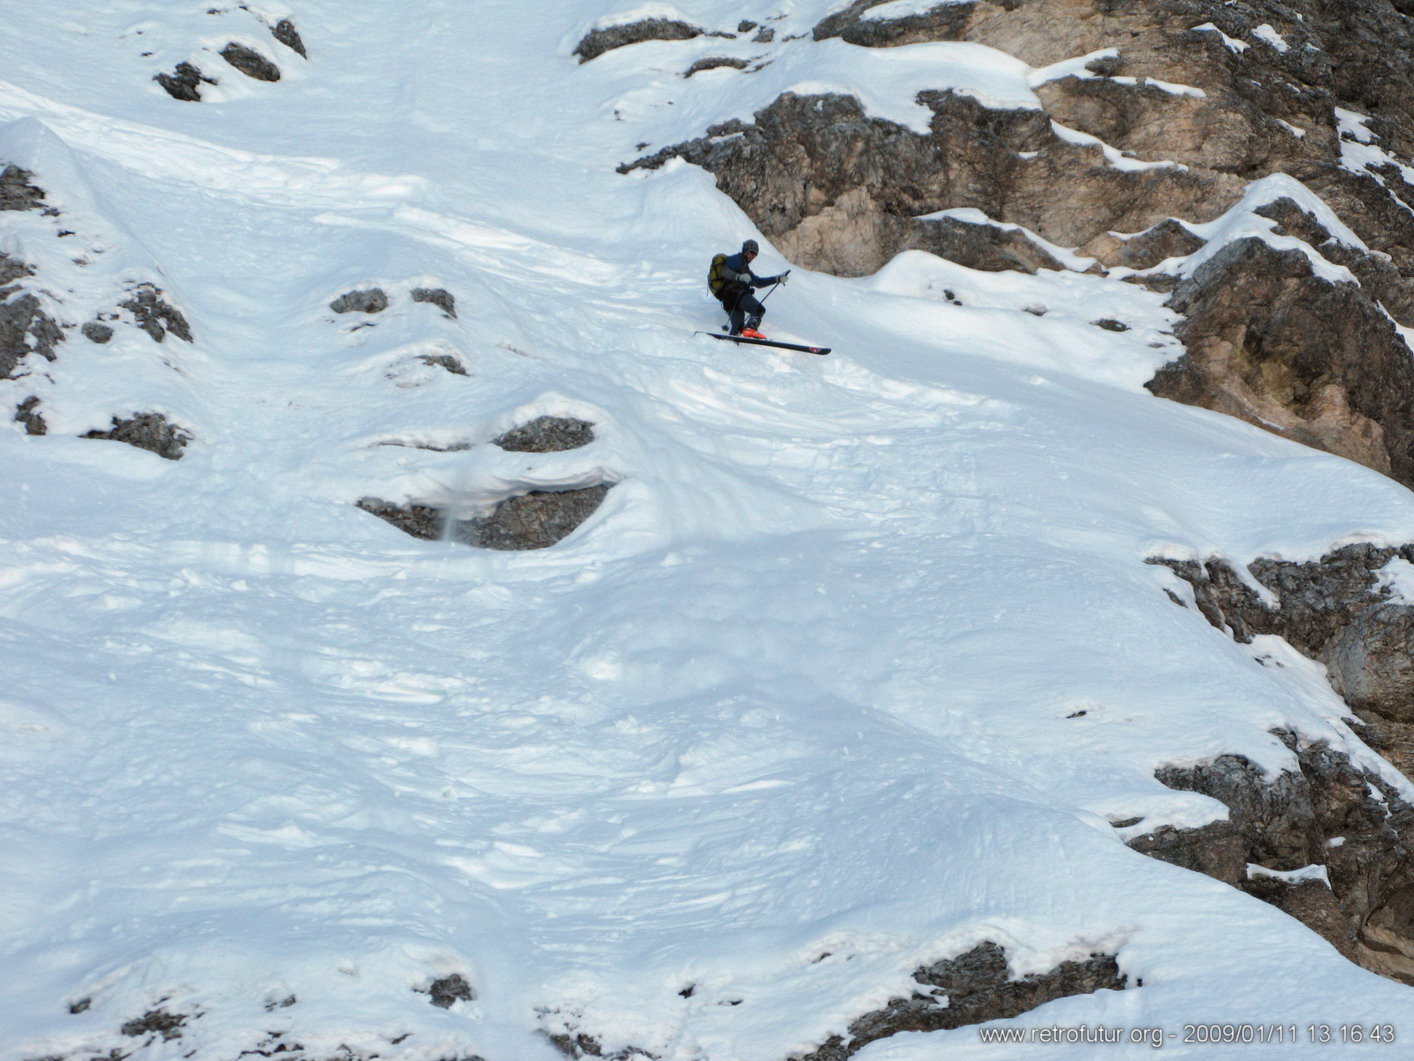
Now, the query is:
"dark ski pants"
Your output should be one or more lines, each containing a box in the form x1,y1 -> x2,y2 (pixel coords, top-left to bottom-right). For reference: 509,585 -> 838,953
720,288 -> 764,335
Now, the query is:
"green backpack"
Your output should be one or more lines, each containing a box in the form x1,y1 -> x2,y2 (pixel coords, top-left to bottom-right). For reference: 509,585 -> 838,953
707,253 -> 730,296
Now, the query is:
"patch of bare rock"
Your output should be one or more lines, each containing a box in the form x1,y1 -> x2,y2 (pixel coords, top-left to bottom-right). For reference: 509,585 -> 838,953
358,416 -> 609,550
360,484 -> 612,551
83,412 -> 192,461
575,19 -> 714,63
544,943 -> 1126,1060
492,415 -> 595,452
329,286 -> 457,318
221,42 -> 281,82
154,12 -> 308,100
26,982 -> 487,1061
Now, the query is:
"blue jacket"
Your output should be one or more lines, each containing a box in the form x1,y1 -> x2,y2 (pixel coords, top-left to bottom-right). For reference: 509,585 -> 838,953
723,252 -> 781,289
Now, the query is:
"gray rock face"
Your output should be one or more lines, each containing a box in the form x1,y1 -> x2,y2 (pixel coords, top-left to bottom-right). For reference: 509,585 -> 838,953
813,0 -> 975,47
1116,218 -> 1206,271
330,288 -> 389,314
624,90 -> 1230,277
410,286 -> 456,318
82,321 -> 114,344
271,19 -> 307,58
83,413 -> 192,461
1130,731 -> 1414,984
492,416 -> 595,452
155,62 -> 215,102
574,19 -> 708,63
359,483 -> 612,550
120,283 -> 193,343
417,353 -> 467,376
685,56 -> 751,78
420,973 -> 475,1009
357,498 -> 443,540
906,215 -> 1065,274
14,395 -> 45,435
1154,543 -> 1414,776
1149,238 -> 1414,486
546,943 -> 1125,1060
1,252 -> 63,378
221,42 -> 281,82
451,485 -> 612,551
0,164 -> 47,212
792,943 -> 1127,1061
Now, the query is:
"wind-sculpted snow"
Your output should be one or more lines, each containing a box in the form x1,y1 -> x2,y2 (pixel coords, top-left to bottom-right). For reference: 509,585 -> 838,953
5,2 -> 1414,1060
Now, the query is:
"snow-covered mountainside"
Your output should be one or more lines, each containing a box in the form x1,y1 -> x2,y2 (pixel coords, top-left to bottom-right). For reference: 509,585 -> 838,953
5,2 -> 1414,1058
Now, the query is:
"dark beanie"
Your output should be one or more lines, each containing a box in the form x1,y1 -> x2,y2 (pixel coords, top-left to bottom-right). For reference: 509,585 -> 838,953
742,239 -> 759,254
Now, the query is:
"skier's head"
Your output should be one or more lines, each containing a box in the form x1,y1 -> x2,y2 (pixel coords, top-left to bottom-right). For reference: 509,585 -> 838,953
742,239 -> 759,259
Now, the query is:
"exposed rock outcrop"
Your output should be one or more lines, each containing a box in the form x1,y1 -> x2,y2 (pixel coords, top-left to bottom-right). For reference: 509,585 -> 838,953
271,19 -> 308,58
330,288 -> 389,314
906,215 -> 1065,274
813,0 -> 975,48
120,283 -> 193,344
155,61 -> 215,102
221,42 -> 281,82
411,286 -> 457,318
544,943 -> 1126,1061
1130,730 -> 1414,984
575,19 -> 710,63
419,353 -> 467,376
492,415 -> 595,452
792,943 -> 1127,1061
359,483 -> 612,550
419,973 -> 475,1009
0,163 -> 48,212
1149,238 -> 1414,485
623,90 -> 1234,277
14,395 -> 45,435
83,412 -> 192,460
1,253 -> 63,378
1153,543 -> 1414,733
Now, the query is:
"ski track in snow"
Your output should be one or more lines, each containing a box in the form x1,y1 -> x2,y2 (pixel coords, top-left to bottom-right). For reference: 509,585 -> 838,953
4,2 -> 1414,1059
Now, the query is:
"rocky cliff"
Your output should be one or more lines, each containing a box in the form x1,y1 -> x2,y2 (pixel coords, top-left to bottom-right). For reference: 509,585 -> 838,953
617,0 -> 1414,492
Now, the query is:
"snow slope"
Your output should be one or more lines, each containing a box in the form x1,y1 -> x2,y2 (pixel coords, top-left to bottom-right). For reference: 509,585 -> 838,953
3,2 -> 1414,1058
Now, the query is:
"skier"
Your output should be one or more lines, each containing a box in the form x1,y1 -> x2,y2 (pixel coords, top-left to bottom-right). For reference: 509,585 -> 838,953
708,239 -> 790,338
